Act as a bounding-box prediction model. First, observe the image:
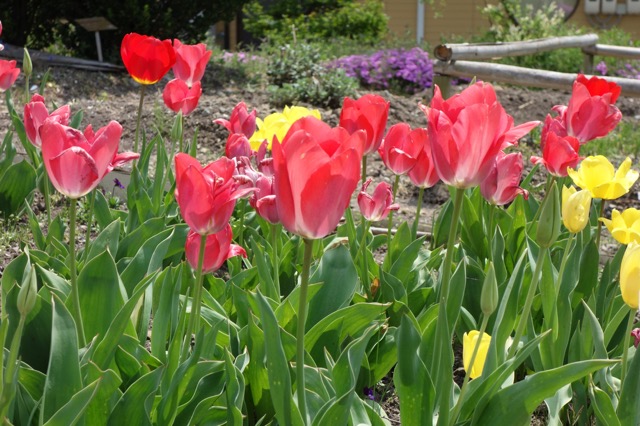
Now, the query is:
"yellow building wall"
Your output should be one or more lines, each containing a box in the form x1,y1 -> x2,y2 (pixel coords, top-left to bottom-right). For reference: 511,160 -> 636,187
423,0 -> 492,47
383,0 -> 418,40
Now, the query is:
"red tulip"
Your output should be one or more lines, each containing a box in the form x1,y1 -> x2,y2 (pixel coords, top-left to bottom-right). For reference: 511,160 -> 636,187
40,120 -> 122,199
481,151 -> 528,206
530,131 -> 581,177
121,33 -> 175,85
172,39 -> 212,87
565,74 -> 621,143
0,59 -> 19,91
225,133 -> 253,159
214,102 -> 257,139
185,225 -> 247,273
23,94 -> 71,148
175,153 -> 253,235
273,116 -> 365,239
407,128 -> 439,188
162,79 -> 202,115
339,94 -> 389,155
422,82 -> 539,188
357,178 -> 399,222
252,175 -> 279,224
378,123 -> 424,176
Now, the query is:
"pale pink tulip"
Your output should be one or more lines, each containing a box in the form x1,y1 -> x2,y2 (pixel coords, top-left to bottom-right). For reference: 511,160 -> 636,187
357,178 -> 399,222
378,123 -> 424,176
23,94 -> 71,148
0,59 -> 19,91
172,39 -> 212,87
481,151 -> 528,206
185,225 -> 246,273
214,102 -> 257,139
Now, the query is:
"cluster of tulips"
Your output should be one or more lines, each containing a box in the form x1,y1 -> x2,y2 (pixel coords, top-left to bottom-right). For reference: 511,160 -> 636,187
2,27 -> 640,425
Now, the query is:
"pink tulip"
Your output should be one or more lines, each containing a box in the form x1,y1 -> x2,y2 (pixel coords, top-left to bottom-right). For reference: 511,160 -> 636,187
162,79 -> 202,115
565,74 -> 621,143
175,153 -> 253,235
83,124 -> 139,171
252,175 -> 279,224
632,328 -> 640,348
172,39 -> 212,87
225,133 -> 253,159
357,178 -> 399,222
422,82 -> 539,188
214,102 -> 257,139
273,116 -> 365,239
40,120 -> 122,199
407,128 -> 439,188
339,94 -> 389,155
185,225 -> 247,273
378,123 -> 424,176
0,59 -> 20,91
481,151 -> 528,206
530,131 -> 581,177
24,94 -> 71,148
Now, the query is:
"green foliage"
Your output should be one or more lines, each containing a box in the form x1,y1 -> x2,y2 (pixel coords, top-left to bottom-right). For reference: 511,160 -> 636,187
0,0 -> 250,62
265,43 -> 357,107
243,0 -> 388,46
479,0 -> 585,72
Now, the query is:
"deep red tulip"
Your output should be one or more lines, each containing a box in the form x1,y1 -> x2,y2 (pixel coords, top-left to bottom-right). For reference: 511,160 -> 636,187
0,59 -> 19,91
531,131 -> 581,177
225,133 -> 253,159
407,128 -> 439,188
273,116 -> 365,239
481,151 -> 528,206
40,120 -> 122,198
565,74 -> 621,143
162,79 -> 202,115
83,124 -> 139,172
23,94 -> 70,148
422,82 -> 539,189
214,102 -> 257,139
339,94 -> 389,155
357,178 -> 399,222
378,123 -> 424,176
175,153 -> 253,235
185,225 -> 246,273
172,39 -> 212,87
121,33 -> 175,85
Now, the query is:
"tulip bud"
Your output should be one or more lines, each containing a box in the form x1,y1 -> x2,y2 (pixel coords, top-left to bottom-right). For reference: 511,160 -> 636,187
536,181 -> 561,248
462,330 -> 491,379
480,262 -> 498,316
562,186 -> 592,234
17,264 -> 37,317
23,48 -> 33,78
171,111 -> 183,142
620,242 -> 640,309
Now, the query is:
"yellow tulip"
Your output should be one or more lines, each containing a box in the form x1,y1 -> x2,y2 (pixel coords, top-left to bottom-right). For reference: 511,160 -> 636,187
462,330 -> 491,379
600,208 -> 640,245
567,156 -> 639,200
249,106 -> 322,150
561,186 -> 592,233
620,242 -> 640,309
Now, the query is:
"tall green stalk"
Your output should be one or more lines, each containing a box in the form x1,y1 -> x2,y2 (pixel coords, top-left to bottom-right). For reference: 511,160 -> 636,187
183,233 -> 208,358
361,154 -> 368,183
270,223 -> 281,300
412,187 -> 425,239
359,220 -> 371,300
68,199 -> 86,347
620,309 -> 635,384
387,175 -> 400,248
133,85 -> 147,154
296,238 -> 314,423
42,165 -> 52,226
83,189 -> 96,261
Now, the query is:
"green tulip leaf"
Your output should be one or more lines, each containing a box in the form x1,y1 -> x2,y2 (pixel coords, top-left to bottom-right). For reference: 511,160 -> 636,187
0,160 -> 36,218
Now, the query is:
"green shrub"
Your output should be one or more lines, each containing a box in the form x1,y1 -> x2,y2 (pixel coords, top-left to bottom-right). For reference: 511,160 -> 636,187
479,0 -> 585,72
243,0 -> 388,46
265,42 -> 357,107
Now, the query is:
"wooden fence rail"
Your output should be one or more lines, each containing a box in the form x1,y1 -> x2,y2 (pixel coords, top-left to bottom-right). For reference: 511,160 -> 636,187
433,34 -> 640,97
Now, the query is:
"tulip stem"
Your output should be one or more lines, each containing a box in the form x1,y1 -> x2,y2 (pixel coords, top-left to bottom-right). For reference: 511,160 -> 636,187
412,187 -> 425,239
435,187 -> 464,426
270,223 -> 281,300
42,163 -> 52,227
24,75 -> 30,105
68,199 -> 86,347
237,200 -> 246,247
486,205 -> 495,262
361,154 -> 368,184
450,314 -> 490,425
183,233 -> 207,358
83,189 -> 96,261
179,114 -> 185,153
360,220 -> 372,300
133,85 -> 146,154
507,246 -> 547,359
596,199 -> 606,249
620,308 -> 635,384
296,238 -> 314,424
552,233 -> 574,344
387,175 -> 400,249
0,314 -> 26,420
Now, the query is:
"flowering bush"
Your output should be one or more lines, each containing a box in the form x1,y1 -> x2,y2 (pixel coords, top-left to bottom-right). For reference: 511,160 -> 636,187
329,47 -> 434,94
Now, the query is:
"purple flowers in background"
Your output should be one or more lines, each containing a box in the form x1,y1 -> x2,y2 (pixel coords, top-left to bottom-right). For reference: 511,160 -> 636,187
329,47 -> 434,94
595,61 -> 607,76
114,178 -> 125,189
